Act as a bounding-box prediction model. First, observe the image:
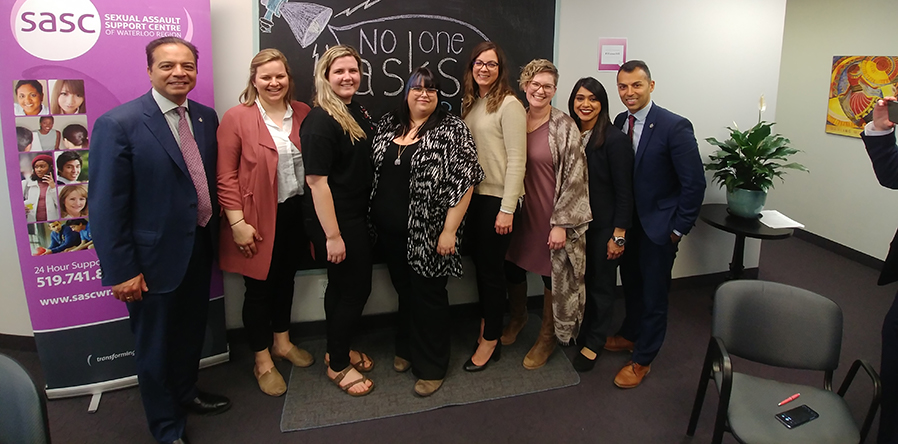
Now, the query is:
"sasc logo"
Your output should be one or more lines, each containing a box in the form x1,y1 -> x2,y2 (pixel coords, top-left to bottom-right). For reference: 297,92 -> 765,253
12,0 -> 101,61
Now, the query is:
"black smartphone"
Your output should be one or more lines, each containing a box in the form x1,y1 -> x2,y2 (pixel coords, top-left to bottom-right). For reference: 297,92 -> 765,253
889,100 -> 898,125
775,404 -> 819,429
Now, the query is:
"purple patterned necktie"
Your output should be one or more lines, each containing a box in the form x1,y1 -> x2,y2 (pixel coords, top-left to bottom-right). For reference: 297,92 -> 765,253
628,114 -> 636,149
176,106 -> 212,227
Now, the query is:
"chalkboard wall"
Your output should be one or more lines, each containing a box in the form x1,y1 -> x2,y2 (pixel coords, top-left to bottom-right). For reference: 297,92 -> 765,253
259,0 -> 556,120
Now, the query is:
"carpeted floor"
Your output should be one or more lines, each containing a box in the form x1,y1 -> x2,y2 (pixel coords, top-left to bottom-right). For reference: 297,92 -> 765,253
281,317 -> 579,432
1,235 -> 892,443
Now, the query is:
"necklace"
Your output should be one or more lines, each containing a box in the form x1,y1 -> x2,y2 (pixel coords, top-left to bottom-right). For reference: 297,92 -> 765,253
395,143 -> 410,165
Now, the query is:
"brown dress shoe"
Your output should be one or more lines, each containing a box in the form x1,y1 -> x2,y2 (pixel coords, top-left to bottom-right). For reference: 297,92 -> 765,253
272,346 -> 314,368
255,367 -> 287,396
414,379 -> 444,397
614,361 -> 651,389
604,335 -> 635,352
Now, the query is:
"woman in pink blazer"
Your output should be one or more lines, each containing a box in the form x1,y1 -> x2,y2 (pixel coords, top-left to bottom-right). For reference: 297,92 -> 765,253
217,49 -> 313,396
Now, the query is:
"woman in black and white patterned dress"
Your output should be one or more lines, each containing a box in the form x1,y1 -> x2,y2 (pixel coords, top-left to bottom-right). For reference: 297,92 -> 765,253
369,66 -> 484,397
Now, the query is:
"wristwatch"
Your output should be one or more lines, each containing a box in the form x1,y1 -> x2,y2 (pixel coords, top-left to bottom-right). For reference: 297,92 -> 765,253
612,236 -> 626,247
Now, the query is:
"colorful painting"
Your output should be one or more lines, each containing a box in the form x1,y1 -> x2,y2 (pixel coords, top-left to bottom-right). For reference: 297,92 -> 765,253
827,56 -> 898,138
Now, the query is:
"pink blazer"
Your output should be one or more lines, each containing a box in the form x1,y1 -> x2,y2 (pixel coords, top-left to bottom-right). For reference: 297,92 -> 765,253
217,100 -> 311,280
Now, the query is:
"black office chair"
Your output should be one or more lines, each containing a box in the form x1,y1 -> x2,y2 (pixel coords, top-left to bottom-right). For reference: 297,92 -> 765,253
0,353 -> 51,444
686,280 -> 881,444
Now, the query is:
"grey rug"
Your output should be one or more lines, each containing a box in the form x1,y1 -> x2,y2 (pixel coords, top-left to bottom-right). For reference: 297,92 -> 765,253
280,316 -> 581,432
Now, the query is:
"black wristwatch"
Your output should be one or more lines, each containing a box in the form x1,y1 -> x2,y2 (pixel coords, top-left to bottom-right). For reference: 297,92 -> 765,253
612,236 -> 626,247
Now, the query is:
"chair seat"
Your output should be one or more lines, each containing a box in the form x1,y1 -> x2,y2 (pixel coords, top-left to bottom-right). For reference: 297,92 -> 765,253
719,372 -> 860,444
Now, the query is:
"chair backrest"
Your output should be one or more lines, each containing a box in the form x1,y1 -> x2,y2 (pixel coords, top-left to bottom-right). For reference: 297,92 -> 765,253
0,353 -> 51,444
712,280 -> 842,371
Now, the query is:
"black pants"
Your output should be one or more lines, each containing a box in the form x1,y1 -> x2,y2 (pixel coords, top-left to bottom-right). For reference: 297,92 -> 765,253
880,291 -> 898,443
618,220 -> 678,365
464,194 -> 514,340
378,230 -> 450,380
578,226 -> 619,353
308,217 -> 372,371
504,260 -> 551,290
242,195 -> 307,352
128,226 -> 212,443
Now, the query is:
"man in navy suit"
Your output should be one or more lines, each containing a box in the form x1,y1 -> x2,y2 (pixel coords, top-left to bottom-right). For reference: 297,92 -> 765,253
91,37 -> 229,444
860,96 -> 898,444
604,60 -> 706,388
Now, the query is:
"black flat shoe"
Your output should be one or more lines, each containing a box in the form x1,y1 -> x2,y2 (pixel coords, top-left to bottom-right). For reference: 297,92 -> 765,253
181,390 -> 231,416
463,341 -> 501,372
572,348 -> 601,373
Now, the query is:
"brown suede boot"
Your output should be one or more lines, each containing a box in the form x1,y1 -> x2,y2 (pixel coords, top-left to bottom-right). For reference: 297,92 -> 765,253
523,288 -> 556,370
501,282 -> 529,345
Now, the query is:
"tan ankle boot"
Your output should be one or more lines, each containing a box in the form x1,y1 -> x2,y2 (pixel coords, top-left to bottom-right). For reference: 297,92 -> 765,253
523,288 -> 556,369
501,282 -> 529,345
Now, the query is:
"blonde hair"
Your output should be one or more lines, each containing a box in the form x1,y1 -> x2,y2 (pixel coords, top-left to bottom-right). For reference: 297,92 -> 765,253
461,42 -> 516,117
239,48 -> 295,108
313,45 -> 366,143
518,59 -> 558,91
59,184 -> 88,218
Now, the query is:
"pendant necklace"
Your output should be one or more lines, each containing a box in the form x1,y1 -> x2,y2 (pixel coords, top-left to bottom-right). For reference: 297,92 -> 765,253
395,143 -> 409,165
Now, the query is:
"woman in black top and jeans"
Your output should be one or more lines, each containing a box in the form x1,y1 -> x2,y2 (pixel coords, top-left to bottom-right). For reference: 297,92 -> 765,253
370,67 -> 483,396
301,45 -> 376,396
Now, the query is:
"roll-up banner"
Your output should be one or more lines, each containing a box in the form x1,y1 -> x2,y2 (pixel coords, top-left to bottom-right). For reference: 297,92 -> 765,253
1,0 -> 228,401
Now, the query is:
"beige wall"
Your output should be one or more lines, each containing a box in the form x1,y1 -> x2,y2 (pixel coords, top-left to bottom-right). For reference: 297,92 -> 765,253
771,0 -> 898,261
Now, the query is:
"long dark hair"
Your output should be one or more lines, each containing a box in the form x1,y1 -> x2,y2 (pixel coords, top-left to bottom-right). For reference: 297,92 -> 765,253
461,41 -> 515,117
568,77 -> 611,151
395,67 -> 448,139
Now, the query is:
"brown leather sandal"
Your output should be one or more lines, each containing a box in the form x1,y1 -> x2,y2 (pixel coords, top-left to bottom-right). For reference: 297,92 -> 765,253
328,365 -> 375,397
324,350 -> 375,373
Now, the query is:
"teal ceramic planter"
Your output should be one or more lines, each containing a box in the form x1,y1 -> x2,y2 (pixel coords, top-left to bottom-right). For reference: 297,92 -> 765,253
726,188 -> 767,218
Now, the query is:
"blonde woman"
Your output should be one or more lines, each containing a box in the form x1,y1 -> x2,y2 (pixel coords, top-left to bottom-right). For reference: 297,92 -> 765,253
217,49 -> 314,397
505,59 -> 591,369
59,184 -> 88,219
300,45 -> 376,396
460,41 -> 527,372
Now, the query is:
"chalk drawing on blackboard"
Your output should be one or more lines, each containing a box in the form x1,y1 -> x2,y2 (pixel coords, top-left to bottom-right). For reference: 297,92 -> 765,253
333,0 -> 381,18
259,1 -> 489,49
260,1 -> 334,48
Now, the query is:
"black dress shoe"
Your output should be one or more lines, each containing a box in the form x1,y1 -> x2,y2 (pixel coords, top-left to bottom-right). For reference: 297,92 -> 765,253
181,391 -> 231,416
463,341 -> 501,372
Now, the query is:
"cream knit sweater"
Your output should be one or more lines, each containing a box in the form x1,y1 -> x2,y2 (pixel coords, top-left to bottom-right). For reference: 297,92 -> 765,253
464,95 -> 527,213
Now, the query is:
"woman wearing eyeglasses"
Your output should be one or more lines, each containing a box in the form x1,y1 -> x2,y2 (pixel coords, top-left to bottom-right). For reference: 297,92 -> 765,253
370,67 -> 484,396
460,42 -> 527,372
505,59 -> 591,370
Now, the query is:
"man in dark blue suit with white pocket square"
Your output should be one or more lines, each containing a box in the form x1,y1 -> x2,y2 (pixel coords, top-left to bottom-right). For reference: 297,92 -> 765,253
91,37 -> 229,444
604,60 -> 706,389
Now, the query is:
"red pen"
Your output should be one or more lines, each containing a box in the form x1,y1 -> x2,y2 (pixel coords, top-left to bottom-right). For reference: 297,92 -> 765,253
778,393 -> 800,406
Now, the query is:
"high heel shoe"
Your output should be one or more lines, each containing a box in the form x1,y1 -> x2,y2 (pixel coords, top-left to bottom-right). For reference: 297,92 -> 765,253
463,341 -> 501,372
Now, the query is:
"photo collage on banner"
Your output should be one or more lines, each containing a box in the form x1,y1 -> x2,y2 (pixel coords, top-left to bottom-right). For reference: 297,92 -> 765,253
14,79 -> 91,257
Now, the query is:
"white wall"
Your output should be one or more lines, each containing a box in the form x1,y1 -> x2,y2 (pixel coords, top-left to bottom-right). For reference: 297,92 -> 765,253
0,0 -> 789,335
771,0 -> 898,261
557,0 -> 787,281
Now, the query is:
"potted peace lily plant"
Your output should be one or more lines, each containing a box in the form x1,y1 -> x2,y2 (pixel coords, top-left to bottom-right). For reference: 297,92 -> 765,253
704,96 -> 807,218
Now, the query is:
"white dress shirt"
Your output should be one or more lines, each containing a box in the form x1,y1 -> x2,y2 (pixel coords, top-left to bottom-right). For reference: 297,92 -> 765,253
257,99 -> 304,203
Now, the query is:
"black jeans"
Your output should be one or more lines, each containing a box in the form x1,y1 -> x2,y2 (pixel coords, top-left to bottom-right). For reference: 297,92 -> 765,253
242,195 -> 307,352
307,217 -> 373,371
464,194 -> 514,340
578,226 -> 619,353
378,230 -> 450,380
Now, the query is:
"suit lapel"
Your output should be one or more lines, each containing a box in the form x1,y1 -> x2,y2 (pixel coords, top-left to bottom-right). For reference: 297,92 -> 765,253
141,93 -> 190,178
253,105 -> 279,188
634,106 -> 658,169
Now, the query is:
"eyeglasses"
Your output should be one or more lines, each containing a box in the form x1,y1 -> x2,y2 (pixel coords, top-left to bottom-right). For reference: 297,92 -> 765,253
473,60 -> 499,70
410,86 -> 438,95
528,81 -> 556,93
